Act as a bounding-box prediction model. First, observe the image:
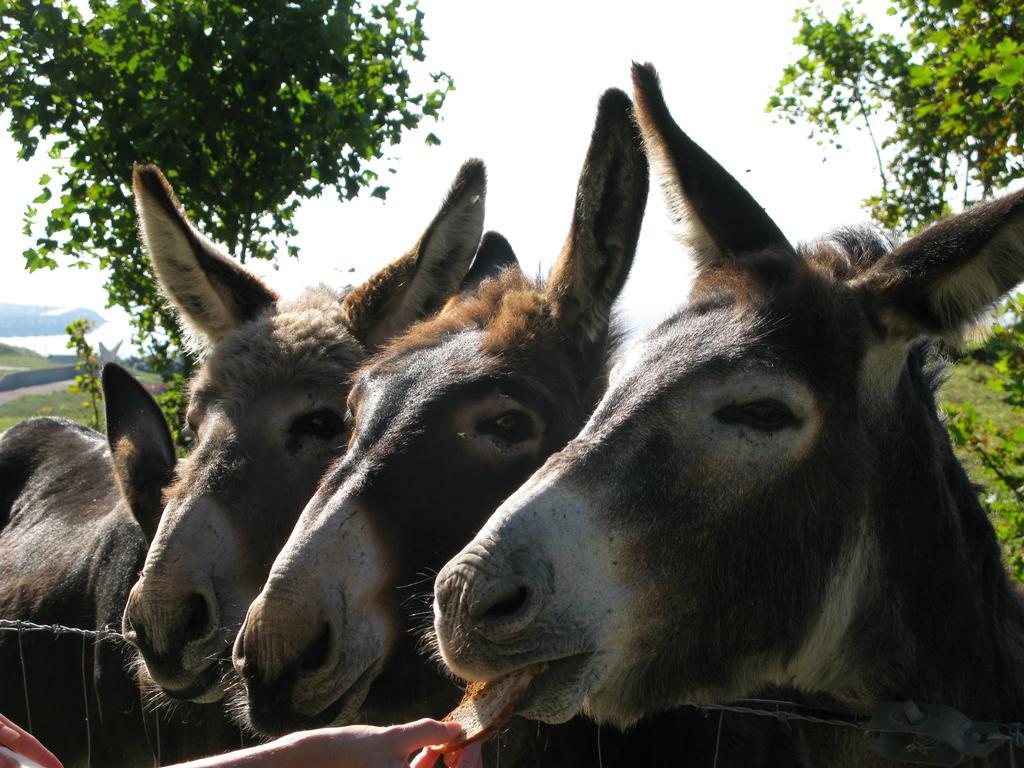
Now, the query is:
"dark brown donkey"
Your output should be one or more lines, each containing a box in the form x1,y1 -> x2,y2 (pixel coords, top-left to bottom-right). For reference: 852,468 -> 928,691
434,63 -> 1024,767
233,89 -> 799,767
121,160 -> 488,709
0,365 -> 239,766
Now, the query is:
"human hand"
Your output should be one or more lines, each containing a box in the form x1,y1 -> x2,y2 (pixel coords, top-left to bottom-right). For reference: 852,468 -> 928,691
410,740 -> 483,768
0,715 -> 62,768
276,718 -> 466,768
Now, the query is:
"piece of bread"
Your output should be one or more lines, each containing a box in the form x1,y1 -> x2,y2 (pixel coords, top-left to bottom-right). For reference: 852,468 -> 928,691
440,663 -> 547,751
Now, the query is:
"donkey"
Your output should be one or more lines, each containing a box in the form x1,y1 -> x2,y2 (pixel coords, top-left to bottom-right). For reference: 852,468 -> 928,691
231,89 -> 799,767
433,62 -> 1024,767
0,365 -> 240,767
120,160 -> 490,711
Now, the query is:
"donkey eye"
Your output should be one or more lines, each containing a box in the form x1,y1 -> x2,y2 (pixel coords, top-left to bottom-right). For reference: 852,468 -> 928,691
291,409 -> 346,440
477,411 -> 535,444
715,400 -> 798,432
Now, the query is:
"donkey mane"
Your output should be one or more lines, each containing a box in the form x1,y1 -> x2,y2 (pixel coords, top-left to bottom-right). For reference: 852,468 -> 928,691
799,226 -> 896,282
381,269 -> 546,356
189,284 -> 364,416
374,268 -> 626,433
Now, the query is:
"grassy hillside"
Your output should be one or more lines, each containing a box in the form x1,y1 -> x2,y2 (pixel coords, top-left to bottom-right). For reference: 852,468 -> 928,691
0,342 -> 56,372
943,358 -> 1024,476
0,369 -> 161,433
943,361 -> 1024,428
0,388 -> 94,432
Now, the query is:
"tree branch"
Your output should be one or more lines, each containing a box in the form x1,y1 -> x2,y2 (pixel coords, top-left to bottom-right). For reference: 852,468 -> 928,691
853,83 -> 889,192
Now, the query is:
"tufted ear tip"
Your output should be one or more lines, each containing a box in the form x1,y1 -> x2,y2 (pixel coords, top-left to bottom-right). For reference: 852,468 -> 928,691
547,85 -> 648,352
631,62 -> 793,271
341,159 -> 489,349
133,164 -> 277,350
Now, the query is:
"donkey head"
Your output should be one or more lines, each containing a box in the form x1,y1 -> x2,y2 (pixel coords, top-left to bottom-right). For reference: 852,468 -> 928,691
122,161 -> 487,704
434,63 -> 1024,737
231,88 -> 649,736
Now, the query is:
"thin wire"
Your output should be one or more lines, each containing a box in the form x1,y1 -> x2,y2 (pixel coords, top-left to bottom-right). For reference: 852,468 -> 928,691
80,634 -> 92,768
0,619 -> 124,642
596,723 -> 603,768
16,624 -> 32,732
712,711 -> 723,768
683,700 -> 863,731
139,687 -> 157,768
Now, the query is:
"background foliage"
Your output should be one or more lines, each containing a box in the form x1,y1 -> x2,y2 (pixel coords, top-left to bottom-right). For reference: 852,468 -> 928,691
770,0 -> 1023,230
64,318 -> 102,430
0,0 -> 451,440
772,0 -> 1024,574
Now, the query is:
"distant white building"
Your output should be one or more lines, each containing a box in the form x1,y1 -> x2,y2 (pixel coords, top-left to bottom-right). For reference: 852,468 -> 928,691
97,341 -> 122,366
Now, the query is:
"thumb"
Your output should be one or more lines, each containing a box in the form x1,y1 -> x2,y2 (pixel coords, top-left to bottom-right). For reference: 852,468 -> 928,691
389,719 -> 463,750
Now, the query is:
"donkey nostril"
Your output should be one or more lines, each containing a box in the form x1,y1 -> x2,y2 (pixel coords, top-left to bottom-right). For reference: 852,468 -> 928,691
299,623 -> 332,673
472,584 -> 530,622
183,593 -> 212,642
487,586 -> 529,618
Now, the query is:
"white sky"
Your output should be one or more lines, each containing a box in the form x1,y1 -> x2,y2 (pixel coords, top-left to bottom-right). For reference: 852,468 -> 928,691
0,0 -> 893,351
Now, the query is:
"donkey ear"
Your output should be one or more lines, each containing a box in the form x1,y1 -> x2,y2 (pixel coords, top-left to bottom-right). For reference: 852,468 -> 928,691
133,165 -> 278,352
863,190 -> 1024,340
341,159 -> 486,349
460,231 -> 521,294
546,88 -> 648,349
631,62 -> 793,270
103,363 -> 176,543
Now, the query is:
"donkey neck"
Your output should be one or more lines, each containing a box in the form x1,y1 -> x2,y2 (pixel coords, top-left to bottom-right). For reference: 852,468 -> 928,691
802,360 -> 1024,766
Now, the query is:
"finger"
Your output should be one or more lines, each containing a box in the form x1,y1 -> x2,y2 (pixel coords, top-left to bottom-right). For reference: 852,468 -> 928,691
409,746 -> 441,768
7,738 -> 63,768
451,742 -> 483,768
389,719 -> 463,750
0,725 -> 19,744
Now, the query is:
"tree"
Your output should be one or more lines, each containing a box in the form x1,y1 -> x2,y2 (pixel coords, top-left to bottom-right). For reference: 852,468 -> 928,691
0,0 -> 452,387
769,0 -> 1023,231
771,0 -> 1024,575
65,318 -> 102,430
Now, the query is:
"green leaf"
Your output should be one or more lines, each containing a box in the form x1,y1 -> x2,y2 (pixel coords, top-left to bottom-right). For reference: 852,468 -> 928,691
909,64 -> 934,86
994,57 -> 1024,86
0,0 -> 451,433
996,37 -> 1020,57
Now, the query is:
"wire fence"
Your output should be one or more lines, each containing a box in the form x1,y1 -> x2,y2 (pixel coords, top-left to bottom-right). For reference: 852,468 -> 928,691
0,619 -> 245,768
3,618 -> 1024,767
